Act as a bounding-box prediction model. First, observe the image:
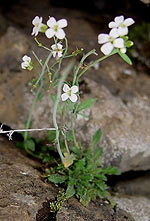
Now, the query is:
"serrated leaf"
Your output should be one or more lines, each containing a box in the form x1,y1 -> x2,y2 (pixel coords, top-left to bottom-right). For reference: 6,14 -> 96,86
48,173 -> 67,184
91,128 -> 102,148
66,183 -> 75,198
118,50 -> 132,65
76,98 -> 97,113
24,139 -> 35,151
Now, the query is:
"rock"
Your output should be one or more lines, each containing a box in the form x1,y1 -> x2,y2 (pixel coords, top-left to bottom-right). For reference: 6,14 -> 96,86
113,195 -> 150,221
57,198 -> 135,221
0,136 -> 57,221
0,136 -> 135,221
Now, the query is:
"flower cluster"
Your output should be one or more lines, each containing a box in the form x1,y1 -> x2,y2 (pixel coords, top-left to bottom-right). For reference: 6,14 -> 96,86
21,55 -> 33,70
61,84 -> 79,103
98,15 -> 134,55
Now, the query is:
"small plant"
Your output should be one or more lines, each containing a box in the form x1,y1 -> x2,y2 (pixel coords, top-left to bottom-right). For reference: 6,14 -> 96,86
0,15 -> 135,207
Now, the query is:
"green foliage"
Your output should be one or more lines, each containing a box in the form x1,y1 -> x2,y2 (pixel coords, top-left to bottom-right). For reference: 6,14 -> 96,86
76,98 -> 97,113
45,128 -> 120,206
50,190 -> 66,212
117,49 -> 132,65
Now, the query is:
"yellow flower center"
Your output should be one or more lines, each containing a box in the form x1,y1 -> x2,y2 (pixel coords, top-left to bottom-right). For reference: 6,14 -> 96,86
53,25 -> 58,32
67,90 -> 72,97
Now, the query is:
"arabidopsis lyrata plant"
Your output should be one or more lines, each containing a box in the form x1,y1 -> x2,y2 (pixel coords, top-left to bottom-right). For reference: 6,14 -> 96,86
21,55 -> 33,70
98,15 -> 134,55
109,15 -> 135,36
61,84 -> 79,102
32,16 -> 44,36
45,17 -> 67,39
2,15 -> 135,207
51,43 -> 63,58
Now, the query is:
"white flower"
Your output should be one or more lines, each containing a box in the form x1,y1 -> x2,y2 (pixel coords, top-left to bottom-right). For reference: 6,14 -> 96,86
98,28 -> 125,55
51,43 -> 63,58
32,16 -> 44,36
61,84 -> 79,103
45,17 -> 67,39
21,55 -> 32,69
108,15 -> 135,36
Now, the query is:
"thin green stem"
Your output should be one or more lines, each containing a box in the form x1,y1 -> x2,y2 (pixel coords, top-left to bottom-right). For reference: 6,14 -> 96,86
77,50 -> 117,81
73,49 -> 97,85
71,113 -> 79,149
52,61 -> 75,163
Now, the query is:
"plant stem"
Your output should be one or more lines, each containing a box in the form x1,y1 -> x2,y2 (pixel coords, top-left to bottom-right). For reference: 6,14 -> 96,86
52,61 -> 75,163
73,49 -> 97,85
77,50 -> 117,81
71,113 -> 79,149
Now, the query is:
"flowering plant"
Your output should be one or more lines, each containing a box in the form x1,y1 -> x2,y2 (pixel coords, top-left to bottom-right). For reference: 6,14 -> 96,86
1,15 -> 135,208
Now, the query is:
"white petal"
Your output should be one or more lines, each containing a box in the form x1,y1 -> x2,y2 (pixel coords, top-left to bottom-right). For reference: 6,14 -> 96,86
114,38 -> 124,48
98,34 -> 109,44
45,28 -> 55,38
114,16 -> 124,25
118,27 -> 128,36
61,93 -> 69,101
32,27 -> 37,36
57,19 -> 67,28
108,21 -> 117,28
101,42 -> 114,55
63,84 -> 70,92
52,51 -> 57,57
57,43 -> 63,49
71,85 -> 78,93
58,51 -> 63,57
69,94 -> 78,103
109,28 -> 119,38
120,48 -> 126,53
22,55 -> 31,62
51,44 -> 57,50
47,17 -> 56,28
32,16 -> 41,25
21,61 -> 28,69
124,18 -> 135,27
55,29 -> 65,39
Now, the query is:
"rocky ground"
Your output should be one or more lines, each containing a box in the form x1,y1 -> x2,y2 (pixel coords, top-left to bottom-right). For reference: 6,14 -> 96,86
0,0 -> 150,220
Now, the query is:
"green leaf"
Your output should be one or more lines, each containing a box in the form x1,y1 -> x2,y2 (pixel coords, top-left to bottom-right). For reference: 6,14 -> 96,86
76,98 -> 97,113
117,50 -> 132,65
91,128 -> 102,148
51,93 -> 62,113
101,167 -> 120,175
47,130 -> 56,142
66,183 -> 75,198
94,147 -> 103,161
24,139 -> 35,151
48,173 -> 67,184
70,146 -> 80,156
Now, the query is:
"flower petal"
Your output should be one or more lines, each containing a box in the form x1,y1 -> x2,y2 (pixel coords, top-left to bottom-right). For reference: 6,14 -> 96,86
108,21 -> 117,28
61,93 -> 69,101
32,16 -> 42,25
52,51 -> 57,57
114,38 -> 124,48
69,94 -> 78,103
58,51 -> 63,57
118,27 -> 128,36
21,61 -> 28,69
55,29 -> 65,39
101,42 -> 114,55
22,55 -> 31,62
124,18 -> 135,27
57,19 -> 68,28
98,34 -> 109,44
45,28 -> 55,38
51,44 -> 57,50
114,15 -> 124,25
57,43 -> 63,49
109,28 -> 119,38
47,17 -> 56,28
63,84 -> 70,92
71,85 -> 78,93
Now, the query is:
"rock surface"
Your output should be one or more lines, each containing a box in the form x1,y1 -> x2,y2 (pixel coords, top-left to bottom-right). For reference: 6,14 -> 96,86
0,136 -> 135,221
